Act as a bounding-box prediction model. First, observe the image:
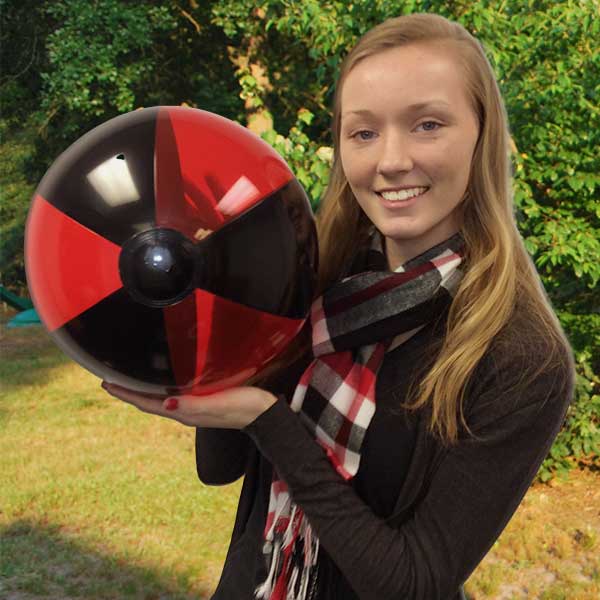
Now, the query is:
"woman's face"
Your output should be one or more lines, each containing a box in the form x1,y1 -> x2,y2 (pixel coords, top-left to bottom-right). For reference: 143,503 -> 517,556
339,43 -> 480,270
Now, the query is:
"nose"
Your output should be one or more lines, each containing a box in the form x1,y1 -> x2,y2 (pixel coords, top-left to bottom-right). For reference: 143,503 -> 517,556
376,131 -> 413,176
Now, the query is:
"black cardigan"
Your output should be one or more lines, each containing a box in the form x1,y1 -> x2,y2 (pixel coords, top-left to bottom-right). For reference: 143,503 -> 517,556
196,305 -> 575,599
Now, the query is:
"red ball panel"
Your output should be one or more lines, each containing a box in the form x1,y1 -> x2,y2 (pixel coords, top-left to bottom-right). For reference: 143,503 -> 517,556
156,107 -> 293,238
25,194 -> 122,332
163,289 -> 304,395
186,289 -> 303,394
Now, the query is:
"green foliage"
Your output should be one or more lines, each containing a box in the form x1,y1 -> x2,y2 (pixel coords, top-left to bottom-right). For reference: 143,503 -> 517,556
42,1 -> 176,116
538,351 -> 600,482
0,122 -> 36,296
1,0 -> 598,483
10,0 -> 245,178
0,0 -> 50,128
260,109 -> 332,210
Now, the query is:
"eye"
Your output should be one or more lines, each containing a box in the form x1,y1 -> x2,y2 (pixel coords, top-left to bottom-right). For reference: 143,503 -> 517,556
416,121 -> 443,132
351,130 -> 376,141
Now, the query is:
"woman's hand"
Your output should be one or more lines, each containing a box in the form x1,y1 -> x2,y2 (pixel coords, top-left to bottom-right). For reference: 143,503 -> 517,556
100,381 -> 278,430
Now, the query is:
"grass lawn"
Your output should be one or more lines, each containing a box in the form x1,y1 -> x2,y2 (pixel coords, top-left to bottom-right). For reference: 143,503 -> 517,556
1,307 -> 598,599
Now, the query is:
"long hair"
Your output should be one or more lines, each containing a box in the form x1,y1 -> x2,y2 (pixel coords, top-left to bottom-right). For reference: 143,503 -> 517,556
251,13 -> 572,447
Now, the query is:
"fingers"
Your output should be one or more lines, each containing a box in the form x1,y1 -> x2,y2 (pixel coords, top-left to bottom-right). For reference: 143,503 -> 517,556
100,382 -> 207,427
99,382 -> 267,429
101,382 -> 168,416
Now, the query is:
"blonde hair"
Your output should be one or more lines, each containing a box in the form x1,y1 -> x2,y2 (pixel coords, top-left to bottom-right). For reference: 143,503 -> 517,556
252,13 -> 572,447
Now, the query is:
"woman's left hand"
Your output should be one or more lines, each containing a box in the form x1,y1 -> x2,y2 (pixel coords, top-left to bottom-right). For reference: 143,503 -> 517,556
100,381 -> 278,429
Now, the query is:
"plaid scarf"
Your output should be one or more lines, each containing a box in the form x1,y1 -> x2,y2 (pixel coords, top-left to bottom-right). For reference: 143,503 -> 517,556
253,230 -> 466,600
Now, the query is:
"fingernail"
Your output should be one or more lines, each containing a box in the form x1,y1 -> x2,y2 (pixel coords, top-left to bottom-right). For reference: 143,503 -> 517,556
164,397 -> 179,411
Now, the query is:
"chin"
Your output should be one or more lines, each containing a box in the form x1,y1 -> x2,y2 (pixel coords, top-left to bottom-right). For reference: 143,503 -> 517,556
378,225 -> 427,241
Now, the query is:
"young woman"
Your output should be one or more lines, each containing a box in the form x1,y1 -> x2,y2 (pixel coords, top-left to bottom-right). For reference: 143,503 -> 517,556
103,13 -> 575,600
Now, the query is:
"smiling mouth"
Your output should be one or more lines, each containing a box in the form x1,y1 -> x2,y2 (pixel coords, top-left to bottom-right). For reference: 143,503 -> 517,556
375,187 -> 430,203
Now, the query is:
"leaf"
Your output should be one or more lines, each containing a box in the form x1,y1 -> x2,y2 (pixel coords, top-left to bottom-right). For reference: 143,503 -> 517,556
566,176 -> 585,192
297,108 -> 314,126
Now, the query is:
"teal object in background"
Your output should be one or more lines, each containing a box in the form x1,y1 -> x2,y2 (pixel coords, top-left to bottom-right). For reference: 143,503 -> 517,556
7,308 -> 41,328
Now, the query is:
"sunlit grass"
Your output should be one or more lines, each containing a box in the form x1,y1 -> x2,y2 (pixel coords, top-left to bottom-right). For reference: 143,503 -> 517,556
1,319 -> 242,599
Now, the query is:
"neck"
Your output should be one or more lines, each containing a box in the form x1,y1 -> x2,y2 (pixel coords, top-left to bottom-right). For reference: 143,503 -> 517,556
384,228 -> 461,271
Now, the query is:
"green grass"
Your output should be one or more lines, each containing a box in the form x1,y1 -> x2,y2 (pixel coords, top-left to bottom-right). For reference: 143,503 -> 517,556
1,313 -> 599,599
1,318 -> 242,599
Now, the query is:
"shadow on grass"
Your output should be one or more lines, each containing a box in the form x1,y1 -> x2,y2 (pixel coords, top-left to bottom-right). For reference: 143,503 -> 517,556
1,324 -> 72,393
0,519 -> 213,599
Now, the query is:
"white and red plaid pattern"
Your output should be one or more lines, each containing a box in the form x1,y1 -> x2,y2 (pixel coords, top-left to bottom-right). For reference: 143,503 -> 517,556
253,231 -> 465,600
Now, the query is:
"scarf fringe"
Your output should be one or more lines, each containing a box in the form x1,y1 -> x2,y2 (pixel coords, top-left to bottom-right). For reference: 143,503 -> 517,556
253,500 -> 320,600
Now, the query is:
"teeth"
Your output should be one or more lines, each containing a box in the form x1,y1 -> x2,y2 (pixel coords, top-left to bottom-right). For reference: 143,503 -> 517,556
380,187 -> 428,201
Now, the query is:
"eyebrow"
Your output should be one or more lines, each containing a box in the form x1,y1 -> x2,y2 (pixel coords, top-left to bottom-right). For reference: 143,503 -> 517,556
342,100 -> 451,118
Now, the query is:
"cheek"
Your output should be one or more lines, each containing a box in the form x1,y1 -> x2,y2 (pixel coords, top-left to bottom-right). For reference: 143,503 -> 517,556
341,151 -> 369,187
421,149 -> 470,187
432,139 -> 473,174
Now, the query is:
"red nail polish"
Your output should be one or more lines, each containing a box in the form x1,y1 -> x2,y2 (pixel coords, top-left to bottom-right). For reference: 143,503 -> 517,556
164,397 -> 179,411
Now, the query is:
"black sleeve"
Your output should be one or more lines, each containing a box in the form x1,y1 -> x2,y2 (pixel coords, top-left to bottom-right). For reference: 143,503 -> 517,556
241,348 -> 575,599
195,426 -> 251,485
195,351 -> 312,485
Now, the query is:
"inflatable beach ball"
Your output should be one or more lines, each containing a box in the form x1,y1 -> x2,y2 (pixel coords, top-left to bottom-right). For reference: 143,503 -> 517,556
25,107 -> 318,395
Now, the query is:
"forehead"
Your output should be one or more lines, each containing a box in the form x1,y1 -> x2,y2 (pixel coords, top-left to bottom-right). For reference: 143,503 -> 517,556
341,44 -> 470,115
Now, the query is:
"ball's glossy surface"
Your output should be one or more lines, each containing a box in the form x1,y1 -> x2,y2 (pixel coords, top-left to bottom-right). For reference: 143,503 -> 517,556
25,107 -> 318,394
